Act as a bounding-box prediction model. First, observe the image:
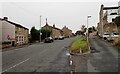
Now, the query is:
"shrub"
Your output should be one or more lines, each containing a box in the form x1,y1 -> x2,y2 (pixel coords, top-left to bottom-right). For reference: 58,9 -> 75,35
70,38 -> 89,53
113,37 -> 120,46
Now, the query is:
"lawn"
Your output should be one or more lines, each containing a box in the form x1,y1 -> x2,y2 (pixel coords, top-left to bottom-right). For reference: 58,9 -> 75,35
70,38 -> 89,53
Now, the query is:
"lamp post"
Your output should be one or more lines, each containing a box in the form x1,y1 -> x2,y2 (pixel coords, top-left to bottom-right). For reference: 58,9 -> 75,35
87,15 -> 91,43
40,15 -> 41,42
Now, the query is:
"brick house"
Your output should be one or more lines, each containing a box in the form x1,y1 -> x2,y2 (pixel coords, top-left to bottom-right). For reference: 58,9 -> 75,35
42,19 -> 63,39
62,26 -> 72,38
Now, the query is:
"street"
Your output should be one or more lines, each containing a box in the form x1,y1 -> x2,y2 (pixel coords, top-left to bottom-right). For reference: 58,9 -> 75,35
2,36 -> 79,72
1,1 -> 120,74
89,37 -> 119,72
2,35 -> 119,73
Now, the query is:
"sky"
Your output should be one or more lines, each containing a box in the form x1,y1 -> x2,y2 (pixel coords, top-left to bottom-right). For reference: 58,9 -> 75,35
1,0 -> 120,33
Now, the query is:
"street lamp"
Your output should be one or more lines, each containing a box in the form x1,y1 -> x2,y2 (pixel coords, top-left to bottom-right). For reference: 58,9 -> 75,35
87,15 -> 91,43
40,15 -> 42,42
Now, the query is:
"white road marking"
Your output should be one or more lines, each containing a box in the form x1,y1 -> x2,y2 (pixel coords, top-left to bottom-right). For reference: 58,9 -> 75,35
70,60 -> 73,65
2,58 -> 30,72
66,53 -> 70,56
70,70 -> 73,74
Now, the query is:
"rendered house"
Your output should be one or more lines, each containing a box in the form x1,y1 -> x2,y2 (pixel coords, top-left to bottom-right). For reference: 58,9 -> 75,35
1,17 -> 29,48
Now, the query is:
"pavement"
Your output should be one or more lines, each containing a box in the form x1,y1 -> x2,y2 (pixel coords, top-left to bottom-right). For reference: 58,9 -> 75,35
70,33 -> 119,72
2,42 -> 44,52
2,36 -> 80,73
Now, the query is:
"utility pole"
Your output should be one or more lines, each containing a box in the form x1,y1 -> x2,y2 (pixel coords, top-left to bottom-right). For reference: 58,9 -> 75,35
87,16 -> 91,43
40,16 -> 41,42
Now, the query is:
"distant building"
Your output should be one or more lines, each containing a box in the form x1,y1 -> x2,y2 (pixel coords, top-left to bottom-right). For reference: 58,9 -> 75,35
42,18 -> 63,38
103,22 -> 118,33
62,26 -> 72,38
98,5 -> 119,37
1,17 -> 29,48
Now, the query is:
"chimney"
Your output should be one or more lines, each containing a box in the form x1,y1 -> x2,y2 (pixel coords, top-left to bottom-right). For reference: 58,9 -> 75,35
3,17 -> 8,21
53,24 -> 55,28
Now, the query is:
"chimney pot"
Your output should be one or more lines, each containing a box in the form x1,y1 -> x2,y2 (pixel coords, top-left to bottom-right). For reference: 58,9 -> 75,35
3,17 -> 8,21
53,24 -> 55,28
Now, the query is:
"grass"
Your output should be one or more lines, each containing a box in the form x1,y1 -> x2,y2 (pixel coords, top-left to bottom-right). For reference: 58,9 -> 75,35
70,38 -> 89,53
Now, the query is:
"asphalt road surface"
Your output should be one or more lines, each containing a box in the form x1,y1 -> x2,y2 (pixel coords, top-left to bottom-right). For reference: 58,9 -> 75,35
89,38 -> 119,72
2,36 -> 80,73
2,35 -> 119,73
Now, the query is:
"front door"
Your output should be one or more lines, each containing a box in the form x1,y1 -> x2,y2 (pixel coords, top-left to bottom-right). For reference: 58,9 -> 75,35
12,41 -> 15,46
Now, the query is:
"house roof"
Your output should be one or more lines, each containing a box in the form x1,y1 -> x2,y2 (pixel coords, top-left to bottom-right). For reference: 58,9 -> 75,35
6,20 -> 29,30
1,17 -> 29,30
42,24 -> 63,32
103,6 -> 119,10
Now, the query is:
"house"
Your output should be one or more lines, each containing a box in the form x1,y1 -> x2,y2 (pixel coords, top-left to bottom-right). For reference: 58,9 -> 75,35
42,18 -> 63,39
98,4 -> 119,37
1,17 -> 29,48
0,17 -> 15,48
62,26 -> 72,38
103,22 -> 118,33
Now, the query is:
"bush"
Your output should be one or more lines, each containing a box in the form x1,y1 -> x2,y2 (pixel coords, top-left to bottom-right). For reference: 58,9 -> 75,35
113,37 -> 120,46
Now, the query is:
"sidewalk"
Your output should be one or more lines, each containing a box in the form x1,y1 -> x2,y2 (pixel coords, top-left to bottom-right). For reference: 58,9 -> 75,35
2,42 -> 44,52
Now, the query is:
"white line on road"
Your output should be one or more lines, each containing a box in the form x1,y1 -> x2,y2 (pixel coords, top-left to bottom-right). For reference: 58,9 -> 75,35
70,60 -> 73,66
2,58 -> 30,72
70,70 -> 73,74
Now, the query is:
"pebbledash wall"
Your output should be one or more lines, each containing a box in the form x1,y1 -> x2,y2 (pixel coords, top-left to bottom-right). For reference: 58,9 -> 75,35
0,18 -> 15,48
1,17 -> 29,48
2,20 -> 15,42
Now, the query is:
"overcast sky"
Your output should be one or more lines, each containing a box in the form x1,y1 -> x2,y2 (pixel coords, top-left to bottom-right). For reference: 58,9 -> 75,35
1,1 -> 119,33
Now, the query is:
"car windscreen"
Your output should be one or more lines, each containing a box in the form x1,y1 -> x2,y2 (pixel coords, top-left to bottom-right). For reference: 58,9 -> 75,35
104,33 -> 110,35
113,33 -> 119,35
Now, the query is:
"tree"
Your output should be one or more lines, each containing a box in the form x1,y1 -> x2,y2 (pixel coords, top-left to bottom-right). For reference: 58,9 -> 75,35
30,26 -> 40,42
92,26 -> 96,31
88,27 -> 92,33
40,29 -> 51,40
114,16 -> 120,26
81,25 -> 86,32
30,26 -> 52,42
81,25 -> 87,36
75,30 -> 82,35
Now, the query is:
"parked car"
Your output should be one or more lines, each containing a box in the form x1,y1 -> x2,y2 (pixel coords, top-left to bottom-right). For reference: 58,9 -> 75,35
44,37 -> 54,43
103,32 -> 119,40
111,33 -> 119,40
59,36 -> 64,40
103,32 -> 111,40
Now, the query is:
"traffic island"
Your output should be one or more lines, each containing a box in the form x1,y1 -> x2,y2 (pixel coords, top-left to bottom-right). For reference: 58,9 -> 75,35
70,37 -> 90,55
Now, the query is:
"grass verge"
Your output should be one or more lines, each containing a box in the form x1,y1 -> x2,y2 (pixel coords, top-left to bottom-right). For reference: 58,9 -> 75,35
70,38 -> 89,53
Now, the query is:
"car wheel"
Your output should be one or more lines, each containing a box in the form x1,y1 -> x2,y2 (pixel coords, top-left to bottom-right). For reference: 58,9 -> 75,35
104,37 -> 107,40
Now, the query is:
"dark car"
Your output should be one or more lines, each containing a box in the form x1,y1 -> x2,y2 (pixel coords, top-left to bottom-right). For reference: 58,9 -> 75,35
44,37 -> 54,43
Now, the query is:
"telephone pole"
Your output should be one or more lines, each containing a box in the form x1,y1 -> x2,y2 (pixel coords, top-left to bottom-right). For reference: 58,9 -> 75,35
40,15 -> 41,42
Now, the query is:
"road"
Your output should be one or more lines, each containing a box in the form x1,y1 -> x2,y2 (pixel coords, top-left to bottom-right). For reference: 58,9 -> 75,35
2,35 -> 119,73
89,37 -> 119,72
2,36 -> 79,73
